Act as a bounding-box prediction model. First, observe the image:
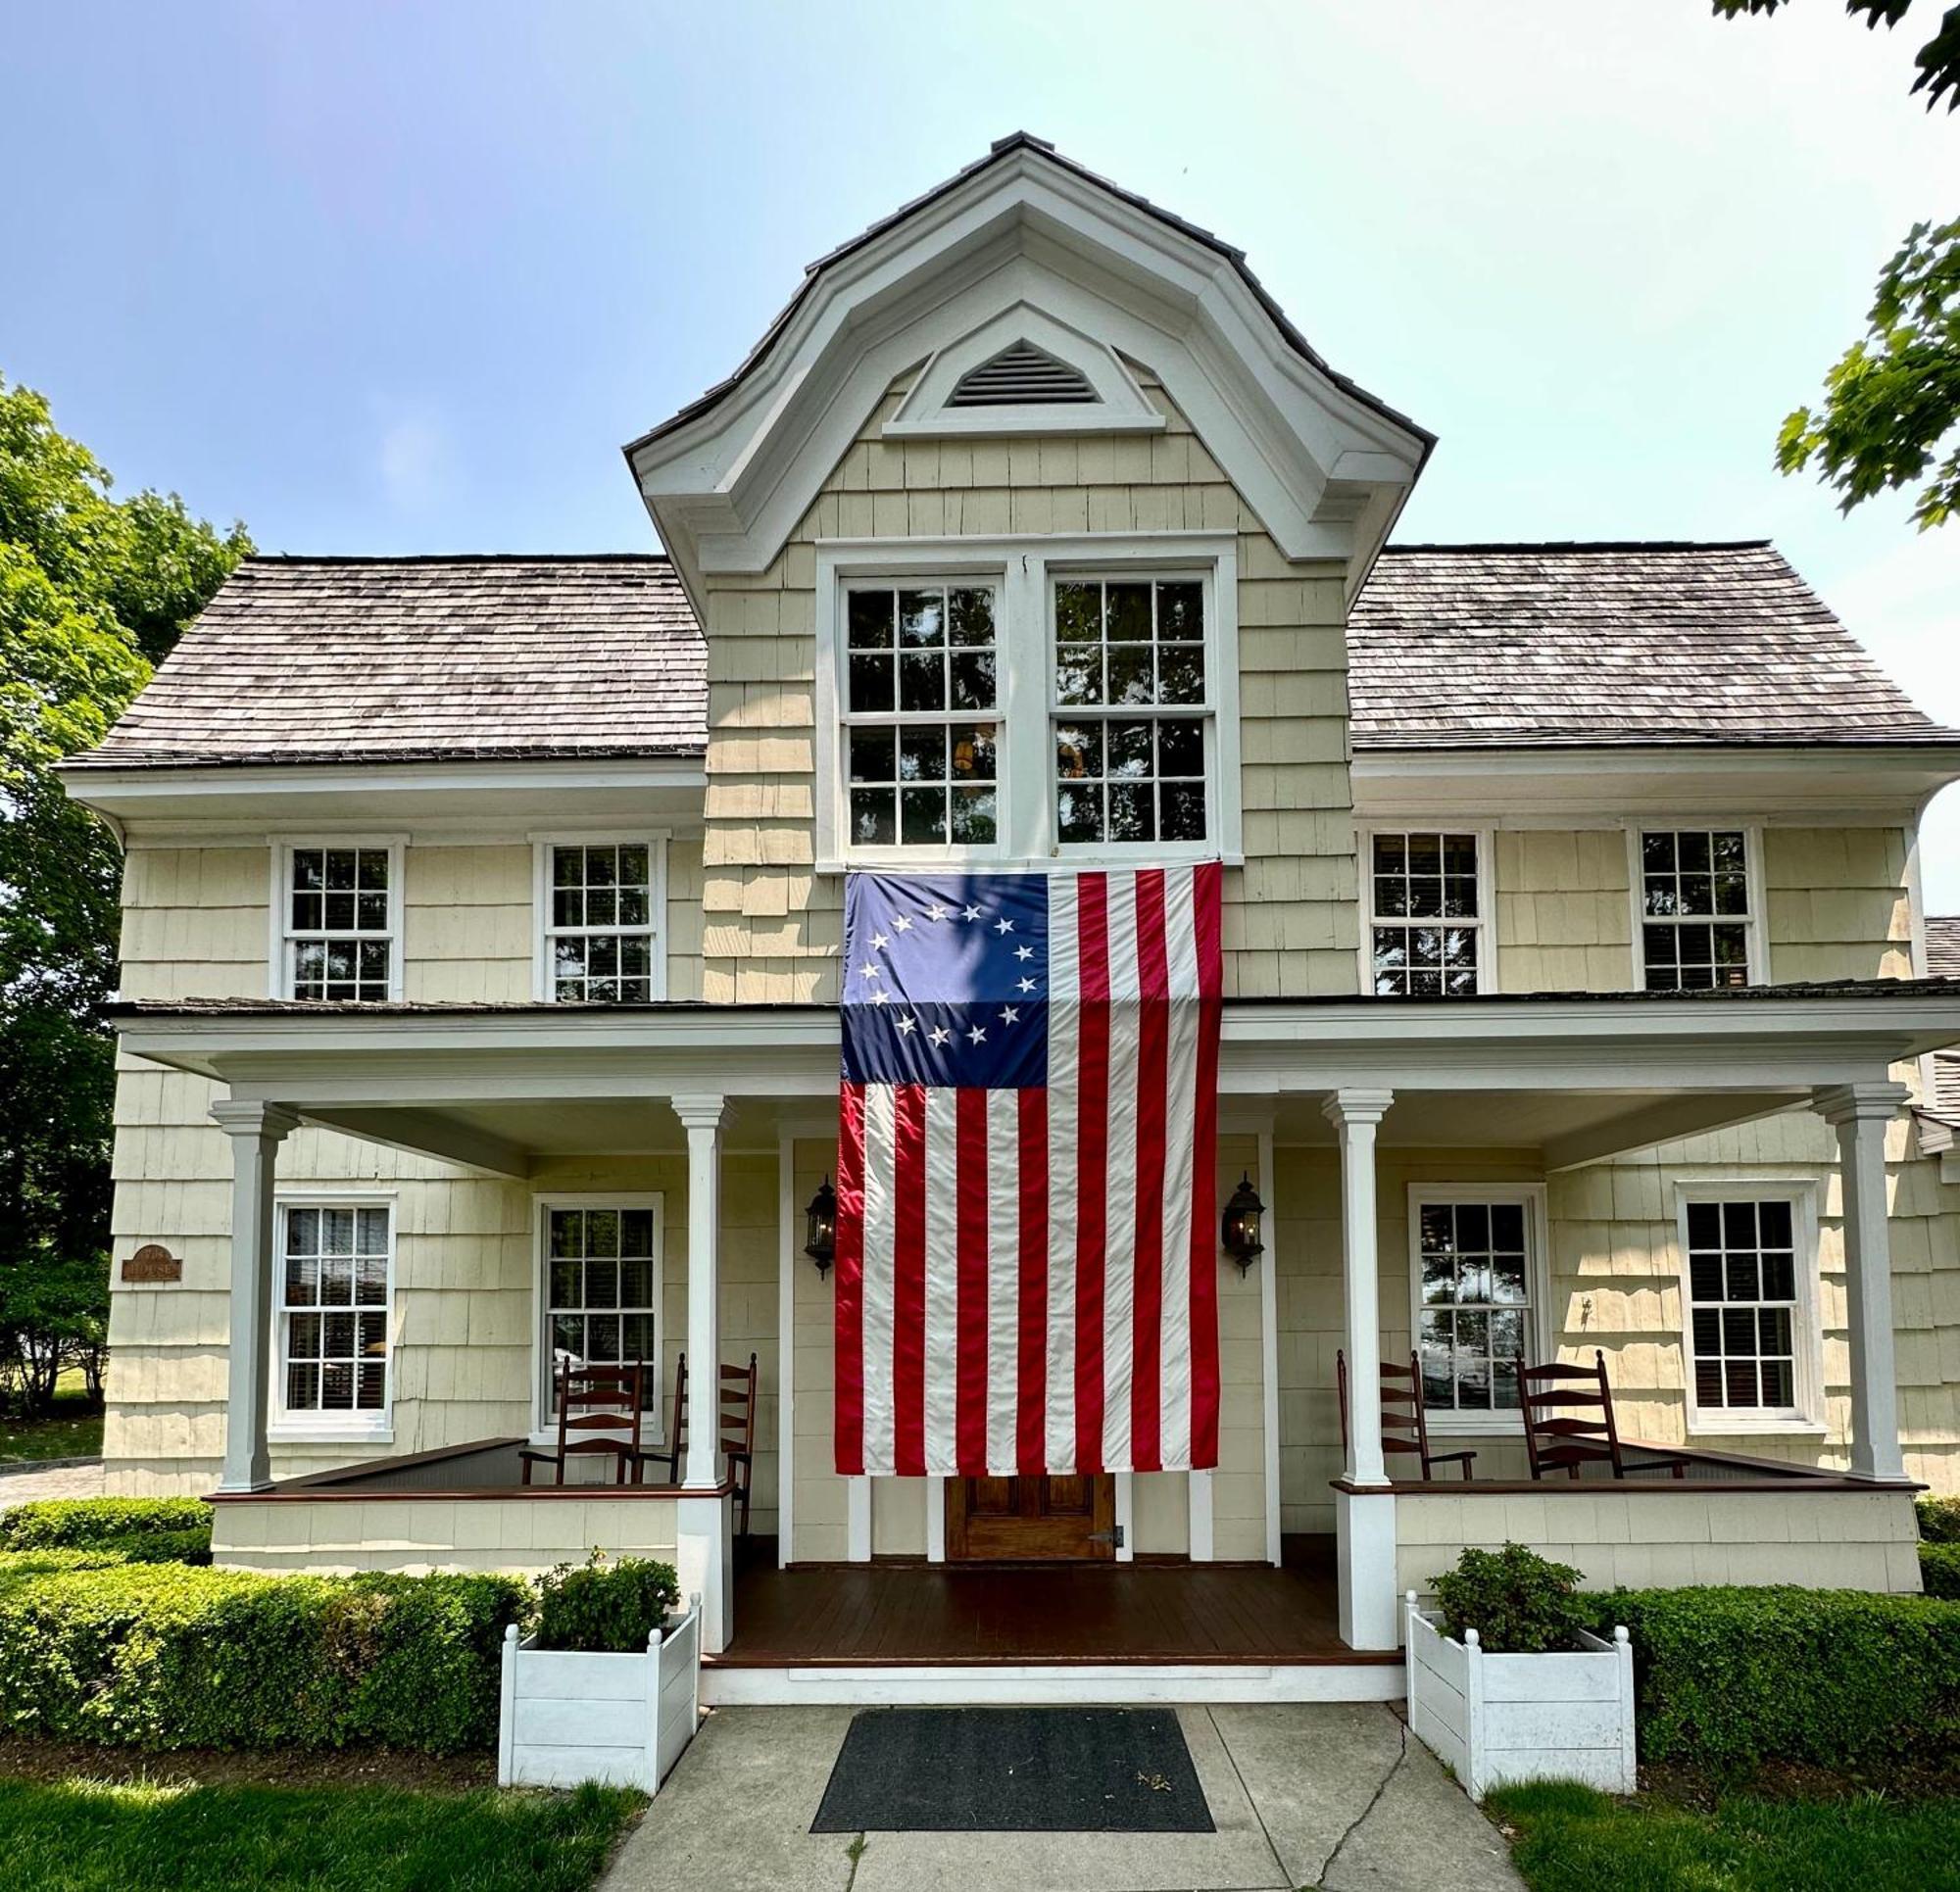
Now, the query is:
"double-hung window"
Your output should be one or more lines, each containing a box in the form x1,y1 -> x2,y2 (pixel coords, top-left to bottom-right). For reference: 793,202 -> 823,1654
1408,1189 -> 1543,1426
1052,576 -> 1210,848
539,841 -> 664,1001
843,583 -> 1000,849
817,539 -> 1240,868
1638,829 -> 1755,990
278,843 -> 402,1000
276,1199 -> 392,1433
539,1198 -> 663,1427
1368,831 -> 1484,995
1678,1189 -> 1816,1429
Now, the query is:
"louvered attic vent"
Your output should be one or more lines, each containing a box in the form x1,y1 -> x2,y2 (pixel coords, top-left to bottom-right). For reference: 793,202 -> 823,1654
946,340 -> 1099,407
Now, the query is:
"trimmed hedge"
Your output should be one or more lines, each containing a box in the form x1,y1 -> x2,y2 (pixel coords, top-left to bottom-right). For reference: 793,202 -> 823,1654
1923,1543 -> 1960,1601
0,1564 -> 527,1753
0,1498 -> 210,1551
1920,1496 -> 1960,1545
1581,1585 -> 1960,1771
0,1548 -> 132,1583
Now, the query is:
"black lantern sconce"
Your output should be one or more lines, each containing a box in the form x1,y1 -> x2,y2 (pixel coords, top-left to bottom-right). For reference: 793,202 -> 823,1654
804,1177 -> 838,1279
1221,1172 -> 1266,1273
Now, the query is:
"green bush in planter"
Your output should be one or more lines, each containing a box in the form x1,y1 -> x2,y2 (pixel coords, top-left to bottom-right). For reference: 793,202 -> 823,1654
535,1551 -> 681,1653
0,1563 -> 527,1752
0,1498 -> 210,1553
1431,1542 -> 1589,1654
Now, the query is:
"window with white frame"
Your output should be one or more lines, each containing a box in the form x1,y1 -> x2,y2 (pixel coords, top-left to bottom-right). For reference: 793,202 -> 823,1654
1411,1194 -> 1537,1419
1368,831 -> 1483,995
1639,829 -> 1753,991
541,1200 -> 662,1421
1053,576 -> 1209,847
278,1200 -> 391,1423
843,583 -> 1000,849
542,842 -> 662,1001
280,845 -> 398,1000
1683,1196 -> 1806,1419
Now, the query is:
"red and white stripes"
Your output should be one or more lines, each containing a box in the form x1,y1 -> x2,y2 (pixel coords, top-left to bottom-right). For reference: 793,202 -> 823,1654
835,862 -> 1222,1479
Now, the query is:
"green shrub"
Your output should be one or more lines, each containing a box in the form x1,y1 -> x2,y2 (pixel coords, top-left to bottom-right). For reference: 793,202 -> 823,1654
1923,1543 -> 1960,1601
1919,1496 -> 1960,1544
1431,1542 -> 1588,1654
1578,1585 -> 1960,1771
100,1528 -> 212,1567
535,1551 -> 679,1653
0,1547 -> 130,1584
0,1498 -> 210,1551
0,1563 -> 527,1753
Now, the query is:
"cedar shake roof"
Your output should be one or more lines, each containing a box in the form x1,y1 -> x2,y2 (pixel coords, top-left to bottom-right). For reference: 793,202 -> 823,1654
72,555 -> 705,769
1929,918 -> 1960,980
74,539 -> 1954,770
1348,540 -> 1955,750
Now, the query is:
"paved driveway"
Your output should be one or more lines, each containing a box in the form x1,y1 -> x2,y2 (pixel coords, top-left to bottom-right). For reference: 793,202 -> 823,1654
604,1702 -> 1521,1892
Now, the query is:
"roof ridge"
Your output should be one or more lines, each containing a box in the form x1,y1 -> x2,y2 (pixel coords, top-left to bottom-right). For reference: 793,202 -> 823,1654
1380,539 -> 1774,555
242,552 -> 673,567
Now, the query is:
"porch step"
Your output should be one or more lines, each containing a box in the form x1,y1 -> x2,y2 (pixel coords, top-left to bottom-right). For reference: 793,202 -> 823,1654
700,1661 -> 1407,1707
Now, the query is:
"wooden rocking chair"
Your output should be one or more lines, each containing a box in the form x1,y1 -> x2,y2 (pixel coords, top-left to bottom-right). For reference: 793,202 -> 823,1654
518,1362 -> 645,1486
1338,1348 -> 1478,1480
1521,1349 -> 1691,1480
639,1351 -> 760,1537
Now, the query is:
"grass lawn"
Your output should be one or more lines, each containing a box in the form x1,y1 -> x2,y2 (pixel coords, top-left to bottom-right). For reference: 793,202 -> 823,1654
0,1375 -> 103,1464
1489,1781 -> 1960,1892
0,1776 -> 643,1892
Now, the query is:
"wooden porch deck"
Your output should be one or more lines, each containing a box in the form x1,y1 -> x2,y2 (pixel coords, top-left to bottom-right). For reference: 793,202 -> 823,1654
712,1535 -> 1382,1668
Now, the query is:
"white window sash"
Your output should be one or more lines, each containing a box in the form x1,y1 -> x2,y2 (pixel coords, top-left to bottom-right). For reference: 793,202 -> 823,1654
530,835 -> 669,1002
1357,825 -> 1493,996
268,836 -> 406,1002
1626,822 -> 1770,992
268,1190 -> 397,1443
531,1193 -> 667,1443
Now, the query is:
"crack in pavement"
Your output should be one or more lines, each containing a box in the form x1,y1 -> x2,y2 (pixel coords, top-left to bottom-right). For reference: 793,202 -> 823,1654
1308,1716 -> 1409,1891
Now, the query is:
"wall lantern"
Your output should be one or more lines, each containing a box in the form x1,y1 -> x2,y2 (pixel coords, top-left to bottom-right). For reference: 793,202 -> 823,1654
1221,1172 -> 1266,1273
804,1177 -> 838,1278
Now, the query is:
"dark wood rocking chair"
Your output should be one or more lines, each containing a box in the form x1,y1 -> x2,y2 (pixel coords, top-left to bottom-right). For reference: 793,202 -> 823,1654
1520,1348 -> 1691,1480
639,1351 -> 760,1537
1338,1348 -> 1477,1480
518,1362 -> 645,1486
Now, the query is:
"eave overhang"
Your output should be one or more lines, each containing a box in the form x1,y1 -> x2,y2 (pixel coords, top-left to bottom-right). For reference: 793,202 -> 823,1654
623,137 -> 1432,608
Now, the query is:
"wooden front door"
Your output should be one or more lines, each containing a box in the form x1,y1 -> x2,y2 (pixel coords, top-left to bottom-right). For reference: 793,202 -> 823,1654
945,1474 -> 1116,1562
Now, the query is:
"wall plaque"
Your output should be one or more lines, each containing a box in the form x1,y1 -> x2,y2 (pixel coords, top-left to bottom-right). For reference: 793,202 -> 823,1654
121,1243 -> 182,1285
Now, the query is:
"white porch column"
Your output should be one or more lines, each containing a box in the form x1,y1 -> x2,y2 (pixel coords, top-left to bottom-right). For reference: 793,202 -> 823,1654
210,1100 -> 299,1493
670,1092 -> 731,1653
1815,1081 -> 1911,1483
1325,1087 -> 1396,1650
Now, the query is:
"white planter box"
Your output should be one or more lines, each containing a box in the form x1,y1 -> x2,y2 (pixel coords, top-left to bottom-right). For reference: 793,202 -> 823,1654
497,1595 -> 701,1793
1403,1590 -> 1636,1802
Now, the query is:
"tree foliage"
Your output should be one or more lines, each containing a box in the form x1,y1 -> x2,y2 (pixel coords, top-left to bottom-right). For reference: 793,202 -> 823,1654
1715,2 -> 1960,526
0,376 -> 250,1415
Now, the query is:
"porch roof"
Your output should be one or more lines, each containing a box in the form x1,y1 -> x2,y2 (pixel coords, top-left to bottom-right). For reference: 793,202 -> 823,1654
111,980 -> 1960,1175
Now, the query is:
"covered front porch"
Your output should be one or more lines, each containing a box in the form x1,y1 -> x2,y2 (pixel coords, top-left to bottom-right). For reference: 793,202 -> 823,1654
123,981 -> 1960,1686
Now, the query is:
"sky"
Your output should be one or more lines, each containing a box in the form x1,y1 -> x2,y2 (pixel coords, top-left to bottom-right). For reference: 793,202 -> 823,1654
6,1 -> 1957,897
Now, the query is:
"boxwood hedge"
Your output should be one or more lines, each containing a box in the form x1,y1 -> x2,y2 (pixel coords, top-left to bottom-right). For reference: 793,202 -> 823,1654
1582,1585 -> 1960,1771
0,1563 -> 527,1753
0,1498 -> 211,1553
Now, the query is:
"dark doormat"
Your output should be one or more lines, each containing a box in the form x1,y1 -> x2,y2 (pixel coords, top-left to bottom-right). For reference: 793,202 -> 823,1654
809,1706 -> 1214,1833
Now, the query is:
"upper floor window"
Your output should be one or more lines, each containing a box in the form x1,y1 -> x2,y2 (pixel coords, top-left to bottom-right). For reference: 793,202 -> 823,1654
276,842 -> 402,1001
276,1197 -> 392,1435
844,583 -> 999,849
815,539 -> 1242,870
1638,829 -> 1754,991
539,840 -> 665,1002
1053,577 -> 1209,848
1368,831 -> 1482,995
1677,1188 -> 1817,1431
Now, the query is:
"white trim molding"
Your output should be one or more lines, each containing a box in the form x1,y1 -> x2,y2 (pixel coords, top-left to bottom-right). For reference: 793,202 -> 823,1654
813,533 -> 1242,872
1672,1178 -> 1824,1437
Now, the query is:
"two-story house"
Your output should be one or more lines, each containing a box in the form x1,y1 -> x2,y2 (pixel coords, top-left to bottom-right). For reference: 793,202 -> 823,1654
58,136 -> 1960,1702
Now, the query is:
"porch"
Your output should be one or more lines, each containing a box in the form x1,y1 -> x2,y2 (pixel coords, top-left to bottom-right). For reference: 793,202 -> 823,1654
122,982 -> 1960,1684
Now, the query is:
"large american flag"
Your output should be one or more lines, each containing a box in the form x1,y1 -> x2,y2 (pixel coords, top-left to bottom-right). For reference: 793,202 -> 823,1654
834,864 -> 1223,1479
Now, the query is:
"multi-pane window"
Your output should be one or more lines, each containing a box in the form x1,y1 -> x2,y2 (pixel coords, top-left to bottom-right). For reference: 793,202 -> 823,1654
845,584 -> 999,847
1641,830 -> 1752,991
285,847 -> 394,1000
1053,577 -> 1207,846
280,1203 -> 390,1418
1415,1198 -> 1532,1415
546,844 -> 658,1001
1370,832 -> 1481,995
1686,1198 -> 1799,1414
544,1204 -> 660,1415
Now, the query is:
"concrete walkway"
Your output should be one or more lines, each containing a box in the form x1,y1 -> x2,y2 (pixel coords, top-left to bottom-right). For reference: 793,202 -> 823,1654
603,1703 -> 1522,1892
0,1462 -> 104,1509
